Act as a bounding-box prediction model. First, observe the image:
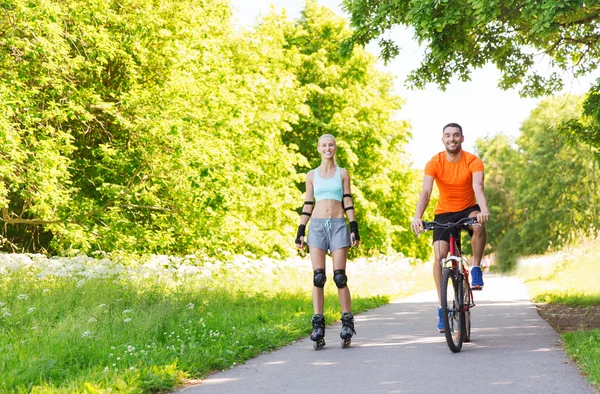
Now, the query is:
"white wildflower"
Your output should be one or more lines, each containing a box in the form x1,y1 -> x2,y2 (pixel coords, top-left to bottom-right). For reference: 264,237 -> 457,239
187,303 -> 195,310
122,309 -> 132,314
81,330 -> 92,338
42,289 -> 50,294
88,317 -> 97,323
17,294 -> 29,300
27,307 -> 36,314
124,318 -> 132,323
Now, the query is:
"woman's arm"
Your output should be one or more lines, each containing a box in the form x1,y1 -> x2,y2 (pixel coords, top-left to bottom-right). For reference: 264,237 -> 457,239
341,169 -> 360,247
296,171 -> 314,248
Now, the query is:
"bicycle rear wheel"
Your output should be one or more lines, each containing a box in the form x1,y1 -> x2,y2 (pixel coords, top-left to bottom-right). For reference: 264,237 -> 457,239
441,267 -> 464,353
462,274 -> 472,343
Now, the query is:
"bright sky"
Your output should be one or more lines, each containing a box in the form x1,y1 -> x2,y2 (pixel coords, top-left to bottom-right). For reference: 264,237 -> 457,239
229,1 -> 595,169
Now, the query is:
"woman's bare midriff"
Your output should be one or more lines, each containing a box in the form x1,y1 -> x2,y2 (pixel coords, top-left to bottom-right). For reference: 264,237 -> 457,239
312,199 -> 345,219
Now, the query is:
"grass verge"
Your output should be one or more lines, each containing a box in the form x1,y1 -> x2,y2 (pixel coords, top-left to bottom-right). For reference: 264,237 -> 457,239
0,252 -> 431,392
514,238 -> 600,390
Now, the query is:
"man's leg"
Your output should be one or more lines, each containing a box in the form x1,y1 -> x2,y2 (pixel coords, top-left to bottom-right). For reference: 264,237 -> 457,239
433,240 -> 449,302
433,240 -> 449,333
468,212 -> 486,289
469,212 -> 486,266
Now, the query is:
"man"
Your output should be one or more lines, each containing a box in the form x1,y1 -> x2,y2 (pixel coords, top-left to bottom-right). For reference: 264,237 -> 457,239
411,123 -> 490,333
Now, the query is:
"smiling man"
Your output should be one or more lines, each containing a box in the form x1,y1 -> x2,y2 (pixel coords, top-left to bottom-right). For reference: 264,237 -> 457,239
410,123 -> 490,333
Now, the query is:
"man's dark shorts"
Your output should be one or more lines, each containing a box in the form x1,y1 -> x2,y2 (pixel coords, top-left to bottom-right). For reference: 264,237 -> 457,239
433,204 -> 480,243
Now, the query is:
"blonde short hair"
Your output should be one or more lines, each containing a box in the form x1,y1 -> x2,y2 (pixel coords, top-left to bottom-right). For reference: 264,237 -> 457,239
318,134 -> 336,144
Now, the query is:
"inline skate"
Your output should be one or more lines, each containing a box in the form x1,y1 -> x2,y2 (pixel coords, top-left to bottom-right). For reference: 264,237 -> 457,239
310,314 -> 326,350
340,312 -> 356,348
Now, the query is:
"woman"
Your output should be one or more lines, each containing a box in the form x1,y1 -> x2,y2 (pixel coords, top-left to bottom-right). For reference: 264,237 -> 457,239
295,134 -> 360,350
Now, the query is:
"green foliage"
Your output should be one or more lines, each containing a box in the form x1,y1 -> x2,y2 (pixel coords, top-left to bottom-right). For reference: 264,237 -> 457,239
477,96 -> 600,270
0,0 -> 428,259
0,0 -> 305,256
474,134 -> 520,258
343,0 -> 600,97
0,252 -> 429,391
515,239 -> 600,304
563,329 -> 600,388
516,242 -> 600,388
561,78 -> 600,162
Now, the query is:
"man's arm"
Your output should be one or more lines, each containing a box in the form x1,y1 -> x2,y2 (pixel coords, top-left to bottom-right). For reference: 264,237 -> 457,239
472,171 -> 490,223
411,175 -> 434,234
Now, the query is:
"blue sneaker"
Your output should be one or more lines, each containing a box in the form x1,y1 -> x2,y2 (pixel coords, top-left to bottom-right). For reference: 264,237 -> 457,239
471,266 -> 484,290
437,307 -> 444,333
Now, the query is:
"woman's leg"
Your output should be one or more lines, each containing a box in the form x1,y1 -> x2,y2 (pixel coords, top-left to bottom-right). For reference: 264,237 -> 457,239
331,247 -> 350,313
309,246 -> 327,314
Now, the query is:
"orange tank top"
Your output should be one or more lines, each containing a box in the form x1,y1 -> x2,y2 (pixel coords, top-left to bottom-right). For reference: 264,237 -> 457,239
424,151 -> 484,214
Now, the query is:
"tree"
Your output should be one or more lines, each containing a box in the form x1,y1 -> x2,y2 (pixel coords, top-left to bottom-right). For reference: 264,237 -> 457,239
476,96 -> 600,270
342,0 -> 600,97
0,0 -> 430,259
0,0 -> 306,256
474,134 -> 520,256
561,81 -> 600,162
515,96 -> 599,251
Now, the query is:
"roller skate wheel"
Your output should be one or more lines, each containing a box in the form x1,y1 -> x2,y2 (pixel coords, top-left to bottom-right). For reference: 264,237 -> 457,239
341,338 -> 351,348
313,339 -> 325,350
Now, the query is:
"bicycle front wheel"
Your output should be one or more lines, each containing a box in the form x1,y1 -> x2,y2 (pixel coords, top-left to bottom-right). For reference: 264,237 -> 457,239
441,267 -> 464,353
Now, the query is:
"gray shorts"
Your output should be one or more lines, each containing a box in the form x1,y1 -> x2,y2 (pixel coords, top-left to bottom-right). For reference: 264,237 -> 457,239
307,218 -> 350,253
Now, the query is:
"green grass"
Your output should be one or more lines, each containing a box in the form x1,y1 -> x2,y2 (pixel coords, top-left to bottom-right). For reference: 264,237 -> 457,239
563,329 -> 600,388
514,238 -> 600,389
0,252 -> 431,392
514,239 -> 600,305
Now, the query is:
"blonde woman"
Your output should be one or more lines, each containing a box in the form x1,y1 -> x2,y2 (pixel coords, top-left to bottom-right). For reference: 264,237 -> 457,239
295,134 -> 360,350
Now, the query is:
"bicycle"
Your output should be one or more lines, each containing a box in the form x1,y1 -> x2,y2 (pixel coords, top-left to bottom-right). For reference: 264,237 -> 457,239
422,216 -> 479,353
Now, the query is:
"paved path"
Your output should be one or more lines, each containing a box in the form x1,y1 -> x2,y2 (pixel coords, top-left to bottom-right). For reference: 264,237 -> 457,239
177,275 -> 597,393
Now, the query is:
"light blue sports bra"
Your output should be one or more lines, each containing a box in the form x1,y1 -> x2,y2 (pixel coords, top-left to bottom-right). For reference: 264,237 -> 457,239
313,167 -> 343,202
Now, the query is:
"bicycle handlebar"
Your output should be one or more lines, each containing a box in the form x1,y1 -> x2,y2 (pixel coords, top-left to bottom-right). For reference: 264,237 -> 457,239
422,216 -> 478,231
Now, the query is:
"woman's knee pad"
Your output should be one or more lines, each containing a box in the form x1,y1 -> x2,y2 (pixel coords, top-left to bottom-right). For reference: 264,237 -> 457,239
313,269 -> 326,288
333,269 -> 347,288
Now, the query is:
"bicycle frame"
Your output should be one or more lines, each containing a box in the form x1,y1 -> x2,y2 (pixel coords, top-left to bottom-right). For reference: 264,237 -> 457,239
423,216 -> 478,352
441,232 -> 474,312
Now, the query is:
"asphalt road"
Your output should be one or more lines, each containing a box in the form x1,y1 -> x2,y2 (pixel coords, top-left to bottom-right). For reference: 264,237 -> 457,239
177,274 -> 597,394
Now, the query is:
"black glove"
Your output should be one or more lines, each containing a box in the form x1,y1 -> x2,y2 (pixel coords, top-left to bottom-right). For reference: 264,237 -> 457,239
295,224 -> 306,245
349,221 -> 360,241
